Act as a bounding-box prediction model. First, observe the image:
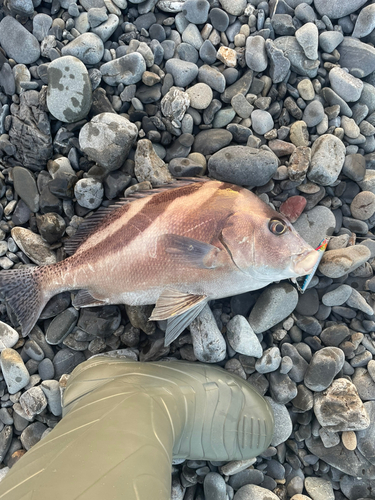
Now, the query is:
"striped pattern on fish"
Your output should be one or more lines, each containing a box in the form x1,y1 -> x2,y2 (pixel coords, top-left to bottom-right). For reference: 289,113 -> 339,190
0,179 -> 319,344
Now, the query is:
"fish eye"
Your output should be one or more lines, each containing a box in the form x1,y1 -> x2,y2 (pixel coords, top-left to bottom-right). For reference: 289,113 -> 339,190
269,218 -> 287,235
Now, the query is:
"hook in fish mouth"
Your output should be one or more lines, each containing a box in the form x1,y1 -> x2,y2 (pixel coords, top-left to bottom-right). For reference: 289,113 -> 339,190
293,249 -> 320,276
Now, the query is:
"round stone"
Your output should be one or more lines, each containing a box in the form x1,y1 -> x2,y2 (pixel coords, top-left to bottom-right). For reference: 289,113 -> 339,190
182,0 -> 210,24
302,100 -> 324,127
74,178 -> 104,209
47,55 -> 92,123
251,110 -> 274,135
165,59 -> 198,87
100,52 -> 146,86
319,245 -> 371,278
193,129 -> 233,155
304,347 -> 345,392
61,33 -> 104,65
209,7 -> 229,31
233,484 -> 279,500
350,191 -> 375,220
79,112 -> 138,170
314,0 -> 367,19
297,79 -> 315,101
218,0 -> 245,16
186,83 -> 213,110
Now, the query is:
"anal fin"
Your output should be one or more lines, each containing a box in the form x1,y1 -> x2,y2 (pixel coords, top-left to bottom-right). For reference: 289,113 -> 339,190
73,289 -> 107,308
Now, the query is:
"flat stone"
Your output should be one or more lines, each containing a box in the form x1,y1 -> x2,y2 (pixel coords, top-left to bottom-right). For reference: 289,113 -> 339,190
306,436 -> 375,479
265,397 -> 292,447
198,65 -> 226,94
319,31 -> 344,53
265,39 -> 291,84
245,36 -> 268,72
61,33 -> 104,65
20,422 -> 47,451
251,110 -> 274,135
186,83 -> 213,110
218,0 -> 246,16
208,146 -> 278,187
233,484 -> 279,500
319,245 -> 371,278
47,56 -> 92,123
79,112 -> 138,170
273,36 -> 319,78
337,37 -> 375,78
204,472 -> 226,500
0,348 -> 30,395
0,16 -> 40,64
189,304 -> 226,363
353,4 -> 375,38
357,401 -> 375,464
0,322 -> 19,352
182,0 -> 210,24
165,59 -> 198,87
304,478 -> 334,500
295,22 -> 318,60
329,67 -> 363,103
314,0 -> 367,19
226,315 -> 262,357
13,166 -> 39,213
351,191 -> 375,220
249,283 -> 298,334
293,205 -> 335,248
193,129 -> 232,155
11,227 -> 56,265
307,134 -> 345,186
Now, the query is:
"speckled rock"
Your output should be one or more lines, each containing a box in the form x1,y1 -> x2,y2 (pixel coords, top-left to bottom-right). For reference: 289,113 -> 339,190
0,348 -> 30,395
46,56 -> 92,123
307,134 -> 345,186
319,245 -> 371,278
134,139 -> 174,186
79,113 -> 138,170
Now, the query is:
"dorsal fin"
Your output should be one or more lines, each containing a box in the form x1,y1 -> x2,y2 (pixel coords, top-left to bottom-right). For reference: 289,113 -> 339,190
64,177 -> 210,256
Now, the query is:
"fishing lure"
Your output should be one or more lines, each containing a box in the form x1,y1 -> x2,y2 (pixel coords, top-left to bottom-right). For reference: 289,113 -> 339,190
293,237 -> 329,293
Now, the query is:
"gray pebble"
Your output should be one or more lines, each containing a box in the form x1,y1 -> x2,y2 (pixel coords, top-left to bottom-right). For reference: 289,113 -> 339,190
47,56 -> 92,123
204,472 -> 226,500
295,22 -> 318,60
91,14 -> 119,42
319,31 -> 343,53
249,283 -> 298,334
353,4 -> 375,38
61,33 -> 104,65
319,245 -> 371,278
307,134 -> 345,186
329,67 -> 363,103
302,100 -> 324,127
38,358 -> 55,380
0,322 -> 19,351
79,113 -> 138,170
226,315 -> 262,357
100,52 -> 146,86
245,36 -> 268,72
182,0 -> 209,24
233,484 -> 279,500
165,59 -> 198,87
41,380 -> 62,416
304,347 -> 345,392
208,146 -> 278,187
189,304 -> 226,363
251,110 -> 274,135
74,178 -> 104,210
20,421 -> 47,451
255,347 -> 281,374
19,386 -> 48,419
0,16 -> 40,64
198,65 -> 226,94
337,37 -> 375,78
0,348 -> 30,395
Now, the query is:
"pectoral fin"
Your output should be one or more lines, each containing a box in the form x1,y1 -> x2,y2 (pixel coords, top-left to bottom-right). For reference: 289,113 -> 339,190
158,234 -> 222,269
149,288 -> 208,345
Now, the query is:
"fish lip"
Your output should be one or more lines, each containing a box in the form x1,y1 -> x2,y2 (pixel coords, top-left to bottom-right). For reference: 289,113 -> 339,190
293,249 -> 320,276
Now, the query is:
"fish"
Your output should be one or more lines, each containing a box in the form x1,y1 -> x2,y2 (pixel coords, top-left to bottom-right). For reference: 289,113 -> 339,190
0,178 -> 319,345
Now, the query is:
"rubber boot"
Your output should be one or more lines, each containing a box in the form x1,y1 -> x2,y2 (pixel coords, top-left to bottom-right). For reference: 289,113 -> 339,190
0,357 -> 274,500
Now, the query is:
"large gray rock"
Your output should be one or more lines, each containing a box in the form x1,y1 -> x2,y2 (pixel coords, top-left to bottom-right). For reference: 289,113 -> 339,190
249,283 -> 298,334
189,304 -> 226,363
304,347 -> 345,392
293,205 -> 335,249
61,33 -> 104,65
314,0 -> 367,19
357,401 -> 375,464
47,56 -> 92,123
79,113 -> 138,170
307,134 -> 345,186
337,37 -> 375,78
208,146 -> 278,187
0,16 -> 40,64
319,245 -> 371,278
273,36 -> 319,78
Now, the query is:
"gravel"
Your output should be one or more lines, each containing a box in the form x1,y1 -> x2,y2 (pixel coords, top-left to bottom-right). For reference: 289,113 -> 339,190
0,0 -> 375,496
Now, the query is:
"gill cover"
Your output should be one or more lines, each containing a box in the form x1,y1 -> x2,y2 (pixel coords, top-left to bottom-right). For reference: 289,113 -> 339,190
220,212 -> 254,272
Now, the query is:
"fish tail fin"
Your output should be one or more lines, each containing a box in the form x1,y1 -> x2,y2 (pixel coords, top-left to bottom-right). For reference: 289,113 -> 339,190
0,267 -> 50,336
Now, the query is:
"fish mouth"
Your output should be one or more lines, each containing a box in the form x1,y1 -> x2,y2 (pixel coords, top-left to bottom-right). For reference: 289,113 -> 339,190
293,249 -> 320,276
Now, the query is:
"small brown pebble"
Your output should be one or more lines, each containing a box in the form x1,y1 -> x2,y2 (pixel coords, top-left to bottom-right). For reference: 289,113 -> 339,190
142,71 -> 161,86
217,46 -> 237,67
342,430 -> 357,450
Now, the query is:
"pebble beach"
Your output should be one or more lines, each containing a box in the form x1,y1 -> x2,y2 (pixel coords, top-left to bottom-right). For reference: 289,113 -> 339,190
1,0 -> 375,499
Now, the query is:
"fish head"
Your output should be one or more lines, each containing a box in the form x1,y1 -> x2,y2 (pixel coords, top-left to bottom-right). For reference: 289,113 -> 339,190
220,193 -> 319,283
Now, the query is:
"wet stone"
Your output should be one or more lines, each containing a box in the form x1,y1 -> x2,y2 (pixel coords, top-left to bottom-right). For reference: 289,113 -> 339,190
11,227 -> 56,266
319,245 -> 371,278
100,52 -> 146,86
204,472 -> 226,500
61,33 -> 104,65
38,358 -> 54,380
20,422 -> 47,451
46,307 -> 79,345
0,17 -> 40,65
53,349 -> 85,379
